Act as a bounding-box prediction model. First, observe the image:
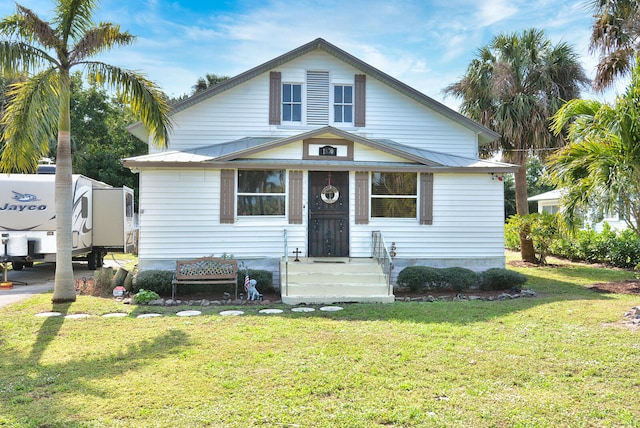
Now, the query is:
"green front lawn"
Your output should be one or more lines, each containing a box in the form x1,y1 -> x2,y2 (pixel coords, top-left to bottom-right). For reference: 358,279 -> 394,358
0,254 -> 638,427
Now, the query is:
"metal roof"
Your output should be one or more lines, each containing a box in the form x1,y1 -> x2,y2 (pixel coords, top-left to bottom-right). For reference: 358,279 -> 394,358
123,127 -> 516,173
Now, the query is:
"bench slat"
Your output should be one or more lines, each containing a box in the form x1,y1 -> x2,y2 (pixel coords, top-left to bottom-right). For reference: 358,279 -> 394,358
172,257 -> 238,300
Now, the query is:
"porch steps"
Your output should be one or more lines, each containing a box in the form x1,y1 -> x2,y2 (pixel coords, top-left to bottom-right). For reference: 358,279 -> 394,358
280,257 -> 394,304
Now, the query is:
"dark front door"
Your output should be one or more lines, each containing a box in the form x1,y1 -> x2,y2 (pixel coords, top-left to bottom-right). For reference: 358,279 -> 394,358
308,171 -> 349,257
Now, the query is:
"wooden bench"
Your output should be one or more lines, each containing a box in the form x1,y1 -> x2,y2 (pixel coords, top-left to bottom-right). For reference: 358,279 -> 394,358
172,257 -> 238,300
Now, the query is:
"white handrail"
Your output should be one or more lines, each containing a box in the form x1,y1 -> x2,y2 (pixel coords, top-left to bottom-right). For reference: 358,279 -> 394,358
372,231 -> 393,296
283,228 -> 288,297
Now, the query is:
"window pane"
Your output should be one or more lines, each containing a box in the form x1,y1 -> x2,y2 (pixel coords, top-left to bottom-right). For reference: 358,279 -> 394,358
283,104 -> 291,121
238,196 -> 285,216
344,86 -> 352,103
292,104 -> 301,122
238,170 -> 284,193
344,106 -> 352,123
334,86 -> 343,103
292,84 -> 301,102
283,84 -> 292,102
372,173 -> 417,195
371,198 -> 417,218
334,105 -> 343,122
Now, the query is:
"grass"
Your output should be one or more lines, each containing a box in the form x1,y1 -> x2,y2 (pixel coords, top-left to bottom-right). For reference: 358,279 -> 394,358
1,253 -> 639,427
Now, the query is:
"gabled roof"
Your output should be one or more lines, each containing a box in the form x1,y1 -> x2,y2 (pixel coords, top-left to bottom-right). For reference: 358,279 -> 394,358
528,189 -> 564,202
128,38 -> 499,146
123,126 -> 516,173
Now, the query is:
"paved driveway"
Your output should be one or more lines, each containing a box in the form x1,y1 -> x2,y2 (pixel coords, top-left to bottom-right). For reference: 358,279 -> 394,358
0,262 -> 105,308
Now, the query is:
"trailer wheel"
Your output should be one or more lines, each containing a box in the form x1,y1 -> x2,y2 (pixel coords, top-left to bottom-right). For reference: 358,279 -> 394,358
97,252 -> 105,268
25,262 -> 34,268
12,261 -> 24,271
87,252 -> 97,270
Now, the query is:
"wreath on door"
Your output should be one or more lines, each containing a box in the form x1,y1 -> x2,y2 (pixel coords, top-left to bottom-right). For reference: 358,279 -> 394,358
320,172 -> 340,204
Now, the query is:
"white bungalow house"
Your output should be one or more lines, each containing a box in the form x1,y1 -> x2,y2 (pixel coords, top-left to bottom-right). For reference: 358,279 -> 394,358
528,189 -> 628,232
124,38 -> 517,303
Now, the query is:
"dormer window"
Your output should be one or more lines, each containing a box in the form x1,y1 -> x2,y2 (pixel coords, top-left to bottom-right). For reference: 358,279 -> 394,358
282,84 -> 302,122
269,71 -> 365,127
334,85 -> 353,123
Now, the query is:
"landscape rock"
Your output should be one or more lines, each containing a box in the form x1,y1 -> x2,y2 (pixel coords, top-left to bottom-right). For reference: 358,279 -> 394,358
148,298 -> 165,306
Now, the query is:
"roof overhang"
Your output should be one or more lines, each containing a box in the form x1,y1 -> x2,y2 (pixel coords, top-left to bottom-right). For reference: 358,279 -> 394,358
123,127 -> 517,173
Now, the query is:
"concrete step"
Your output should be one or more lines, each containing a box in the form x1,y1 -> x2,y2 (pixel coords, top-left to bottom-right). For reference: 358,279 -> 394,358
280,257 -> 394,304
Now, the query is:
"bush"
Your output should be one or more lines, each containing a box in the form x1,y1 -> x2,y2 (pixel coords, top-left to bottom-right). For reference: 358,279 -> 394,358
441,267 -> 479,291
397,266 -> 445,291
237,269 -> 274,293
133,289 -> 161,304
479,268 -> 527,291
132,270 -> 174,295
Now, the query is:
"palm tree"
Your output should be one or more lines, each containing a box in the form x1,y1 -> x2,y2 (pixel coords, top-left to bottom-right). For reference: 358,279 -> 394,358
548,58 -> 640,237
192,73 -> 229,95
0,0 -> 171,302
445,28 -> 589,263
589,0 -> 640,90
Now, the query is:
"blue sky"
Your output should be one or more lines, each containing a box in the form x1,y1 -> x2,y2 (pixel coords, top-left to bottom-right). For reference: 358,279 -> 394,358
0,0 -> 624,109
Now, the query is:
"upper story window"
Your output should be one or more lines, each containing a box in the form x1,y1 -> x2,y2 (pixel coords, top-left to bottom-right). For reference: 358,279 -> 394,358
371,172 -> 417,218
237,170 -> 286,216
269,71 -> 365,127
334,85 -> 353,123
282,84 -> 302,122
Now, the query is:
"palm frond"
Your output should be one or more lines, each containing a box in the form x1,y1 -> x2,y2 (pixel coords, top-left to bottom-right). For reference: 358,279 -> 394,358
84,62 -> 172,148
54,0 -> 98,44
0,40 -> 59,76
70,23 -> 134,64
0,7 -> 59,51
0,69 -> 59,172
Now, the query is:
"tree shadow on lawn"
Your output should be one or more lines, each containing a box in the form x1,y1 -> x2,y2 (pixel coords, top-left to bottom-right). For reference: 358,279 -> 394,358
2,311 -> 191,427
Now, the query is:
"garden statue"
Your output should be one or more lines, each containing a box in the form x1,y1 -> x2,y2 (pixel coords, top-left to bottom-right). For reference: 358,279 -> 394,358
247,279 -> 262,301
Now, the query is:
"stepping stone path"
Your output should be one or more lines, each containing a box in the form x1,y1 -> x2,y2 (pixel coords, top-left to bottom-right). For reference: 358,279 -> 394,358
319,306 -> 343,312
291,307 -> 315,313
35,306 -> 346,318
35,312 -> 62,317
65,314 -> 91,319
137,313 -> 162,318
259,308 -> 283,314
219,310 -> 244,316
176,310 -> 202,317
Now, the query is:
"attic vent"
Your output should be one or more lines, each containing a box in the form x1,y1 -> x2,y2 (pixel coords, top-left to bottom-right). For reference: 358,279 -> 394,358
307,71 -> 329,125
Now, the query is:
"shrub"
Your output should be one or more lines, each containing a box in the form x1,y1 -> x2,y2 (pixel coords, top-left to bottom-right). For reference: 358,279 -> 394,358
237,269 -> 274,293
396,266 -> 445,291
479,268 -> 527,291
441,267 -> 479,291
132,270 -> 174,295
133,289 -> 161,304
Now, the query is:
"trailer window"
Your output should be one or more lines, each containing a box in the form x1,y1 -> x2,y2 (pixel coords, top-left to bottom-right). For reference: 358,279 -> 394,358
81,196 -> 88,219
126,192 -> 133,218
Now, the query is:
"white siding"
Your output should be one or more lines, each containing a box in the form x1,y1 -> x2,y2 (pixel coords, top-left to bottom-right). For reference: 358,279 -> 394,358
138,168 -> 307,263
139,168 -> 504,270
350,173 -> 505,260
152,51 -> 479,157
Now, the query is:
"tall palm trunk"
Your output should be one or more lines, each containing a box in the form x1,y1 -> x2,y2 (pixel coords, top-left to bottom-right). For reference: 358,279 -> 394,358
52,70 -> 76,302
514,162 -> 537,263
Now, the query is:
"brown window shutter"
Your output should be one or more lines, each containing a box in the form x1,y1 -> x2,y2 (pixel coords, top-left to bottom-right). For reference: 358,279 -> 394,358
354,74 -> 366,127
355,171 -> 369,224
288,170 -> 303,224
420,173 -> 434,225
269,71 -> 282,125
220,169 -> 235,224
